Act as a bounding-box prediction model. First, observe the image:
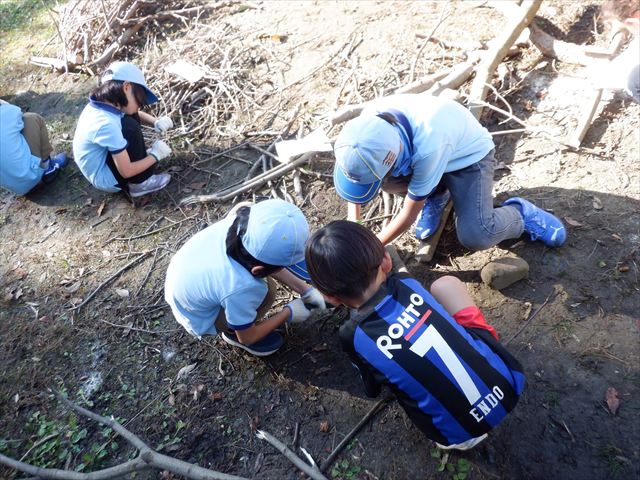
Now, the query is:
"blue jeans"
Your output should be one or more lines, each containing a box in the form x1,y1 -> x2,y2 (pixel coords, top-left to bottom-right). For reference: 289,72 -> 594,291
443,149 -> 523,250
382,150 -> 524,250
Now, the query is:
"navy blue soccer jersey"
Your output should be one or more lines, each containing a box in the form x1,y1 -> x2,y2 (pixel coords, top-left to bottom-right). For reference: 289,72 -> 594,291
339,273 -> 525,446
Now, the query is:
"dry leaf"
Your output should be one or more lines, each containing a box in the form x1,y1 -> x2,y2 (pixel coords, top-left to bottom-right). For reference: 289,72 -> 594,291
611,233 -> 623,243
592,196 -> 603,210
563,217 -> 582,228
176,363 -> 197,381
314,366 -> 331,375
168,393 -> 176,406
97,200 -> 106,217
65,281 -> 82,294
618,264 -> 629,272
210,391 -> 224,401
188,181 -> 206,190
12,266 -> 28,279
115,288 -> 130,298
319,420 -> 330,433
102,249 -> 111,258
192,384 -> 205,401
605,387 -> 620,415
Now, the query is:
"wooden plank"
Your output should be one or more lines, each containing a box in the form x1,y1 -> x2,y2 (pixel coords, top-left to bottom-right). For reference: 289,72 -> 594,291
414,200 -> 453,263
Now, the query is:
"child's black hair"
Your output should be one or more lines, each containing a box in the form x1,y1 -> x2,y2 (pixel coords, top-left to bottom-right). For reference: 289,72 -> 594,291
91,71 -> 148,109
225,206 -> 282,277
305,220 -> 385,300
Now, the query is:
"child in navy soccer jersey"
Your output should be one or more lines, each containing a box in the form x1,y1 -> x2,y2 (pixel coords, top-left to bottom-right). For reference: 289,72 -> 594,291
305,220 -> 525,450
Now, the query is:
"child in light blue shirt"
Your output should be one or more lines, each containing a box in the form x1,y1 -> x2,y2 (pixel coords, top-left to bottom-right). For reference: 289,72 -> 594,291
73,62 -> 174,198
333,95 -> 566,250
165,199 -> 326,356
0,101 -> 67,195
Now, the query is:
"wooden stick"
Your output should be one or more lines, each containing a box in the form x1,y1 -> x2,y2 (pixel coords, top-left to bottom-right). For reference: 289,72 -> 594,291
566,32 -> 627,149
414,200 -> 453,264
180,153 -> 315,205
468,0 -> 543,119
320,397 -> 391,473
408,3 -> 451,83
256,430 -> 327,480
70,252 -> 150,311
504,290 -> 557,345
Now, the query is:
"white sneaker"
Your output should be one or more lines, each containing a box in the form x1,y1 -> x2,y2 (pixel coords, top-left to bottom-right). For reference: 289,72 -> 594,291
128,173 -> 171,197
435,433 -> 488,451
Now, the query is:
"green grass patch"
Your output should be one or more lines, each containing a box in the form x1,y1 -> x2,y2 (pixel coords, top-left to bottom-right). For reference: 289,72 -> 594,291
0,0 -> 57,33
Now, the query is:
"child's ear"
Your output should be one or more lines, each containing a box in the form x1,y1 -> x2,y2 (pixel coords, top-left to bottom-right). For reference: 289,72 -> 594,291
323,293 -> 344,307
381,251 -> 393,274
250,265 -> 265,276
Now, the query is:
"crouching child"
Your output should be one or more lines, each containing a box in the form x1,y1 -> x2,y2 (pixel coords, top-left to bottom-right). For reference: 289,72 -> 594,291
305,220 -> 525,450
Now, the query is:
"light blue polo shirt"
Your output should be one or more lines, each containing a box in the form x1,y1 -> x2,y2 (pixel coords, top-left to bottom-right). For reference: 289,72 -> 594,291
72,99 -> 127,192
363,95 -> 494,199
165,216 -> 268,338
0,104 -> 44,195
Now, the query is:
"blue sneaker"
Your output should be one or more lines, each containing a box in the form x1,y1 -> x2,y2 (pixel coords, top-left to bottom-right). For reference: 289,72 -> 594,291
42,153 -> 68,183
221,331 -> 283,357
504,197 -> 566,247
415,190 -> 451,240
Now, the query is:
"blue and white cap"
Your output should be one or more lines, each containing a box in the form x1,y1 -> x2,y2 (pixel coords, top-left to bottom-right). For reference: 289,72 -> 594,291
242,199 -> 309,267
333,115 -> 400,204
102,61 -> 159,105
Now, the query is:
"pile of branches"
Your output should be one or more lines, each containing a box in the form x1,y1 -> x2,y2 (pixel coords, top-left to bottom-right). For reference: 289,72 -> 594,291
30,0 -> 241,74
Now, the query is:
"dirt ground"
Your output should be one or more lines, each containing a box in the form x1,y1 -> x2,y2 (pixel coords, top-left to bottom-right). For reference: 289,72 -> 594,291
1,1 -> 639,479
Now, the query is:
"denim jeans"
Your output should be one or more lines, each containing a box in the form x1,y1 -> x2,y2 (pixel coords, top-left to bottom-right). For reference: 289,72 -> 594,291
382,149 -> 524,250
443,149 -> 523,250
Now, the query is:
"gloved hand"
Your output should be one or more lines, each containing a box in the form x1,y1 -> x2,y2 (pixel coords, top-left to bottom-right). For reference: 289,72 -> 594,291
154,116 -> 173,133
286,298 -> 311,324
301,287 -> 326,310
147,140 -> 172,161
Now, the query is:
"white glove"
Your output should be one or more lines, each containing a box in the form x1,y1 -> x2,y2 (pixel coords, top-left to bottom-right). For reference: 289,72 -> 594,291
301,287 -> 326,310
286,298 -> 311,324
154,116 -> 173,132
147,140 -> 172,161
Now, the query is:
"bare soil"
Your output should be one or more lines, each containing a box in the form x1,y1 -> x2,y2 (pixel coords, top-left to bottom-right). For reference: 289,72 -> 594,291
0,1 -> 638,479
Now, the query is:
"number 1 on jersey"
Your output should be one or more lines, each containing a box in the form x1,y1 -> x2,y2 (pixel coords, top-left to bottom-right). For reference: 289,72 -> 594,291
410,324 -> 482,405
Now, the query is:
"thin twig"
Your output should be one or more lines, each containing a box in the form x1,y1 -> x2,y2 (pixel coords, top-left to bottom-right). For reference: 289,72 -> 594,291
320,396 -> 392,472
504,290 -> 557,345
256,430 -> 327,480
70,252 -> 151,311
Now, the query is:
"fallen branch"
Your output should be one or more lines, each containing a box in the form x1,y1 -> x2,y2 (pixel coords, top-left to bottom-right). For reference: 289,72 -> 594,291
320,396 -> 391,473
468,0 -> 543,119
0,390 -> 248,480
256,430 -> 327,480
180,152 -> 316,205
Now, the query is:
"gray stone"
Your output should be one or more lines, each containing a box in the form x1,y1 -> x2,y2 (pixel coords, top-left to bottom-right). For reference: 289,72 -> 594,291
480,257 -> 529,290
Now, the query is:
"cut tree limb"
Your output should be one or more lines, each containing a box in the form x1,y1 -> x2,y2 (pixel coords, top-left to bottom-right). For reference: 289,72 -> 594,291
566,32 -> 628,148
468,0 -> 543,119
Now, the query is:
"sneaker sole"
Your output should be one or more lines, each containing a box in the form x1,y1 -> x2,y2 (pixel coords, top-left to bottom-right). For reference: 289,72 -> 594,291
221,332 -> 281,357
129,182 -> 170,197
435,433 -> 488,451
